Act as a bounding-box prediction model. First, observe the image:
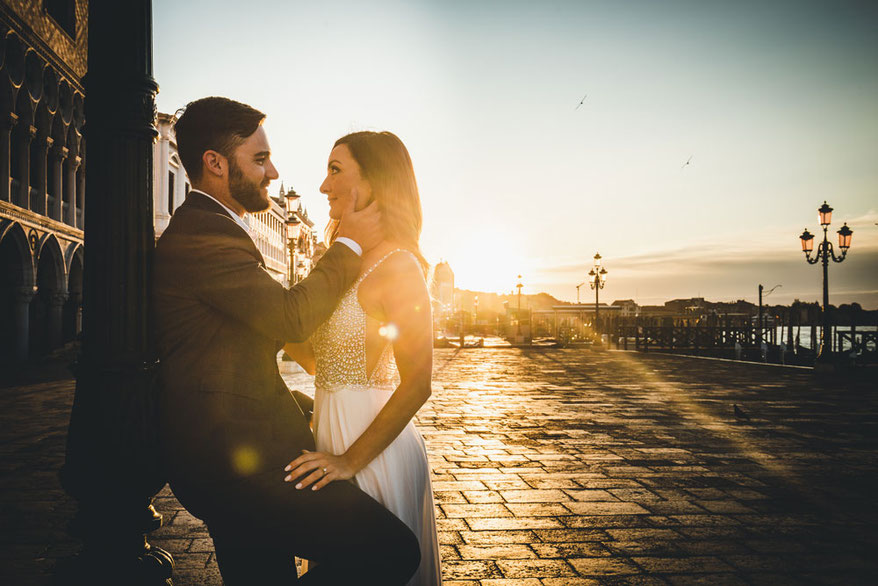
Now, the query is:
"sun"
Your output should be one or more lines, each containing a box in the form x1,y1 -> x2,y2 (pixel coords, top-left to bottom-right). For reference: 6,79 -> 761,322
433,231 -> 532,294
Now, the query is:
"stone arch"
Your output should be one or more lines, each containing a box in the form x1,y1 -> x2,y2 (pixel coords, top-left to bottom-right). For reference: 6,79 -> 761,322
0,76 -> 13,114
0,220 -> 34,364
4,32 -> 25,89
24,49 -> 44,103
0,78 -> 13,203
30,233 -> 66,356
0,26 -> 6,71
42,66 -> 59,115
58,78 -> 73,125
63,244 -> 83,343
72,91 -> 84,131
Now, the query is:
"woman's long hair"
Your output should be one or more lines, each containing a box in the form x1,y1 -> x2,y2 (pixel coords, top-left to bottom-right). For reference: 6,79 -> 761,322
325,131 -> 428,275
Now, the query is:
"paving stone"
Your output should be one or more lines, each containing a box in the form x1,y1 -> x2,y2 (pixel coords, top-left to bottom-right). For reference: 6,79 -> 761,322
564,489 -> 618,501
496,558 -> 577,578
530,542 -> 611,558
666,574 -> 749,585
460,530 -> 538,545
463,490 -> 505,503
468,517 -> 566,531
505,503 -> 570,517
443,503 -> 513,518
436,490 -> 468,503
564,502 -> 651,516
568,556 -> 641,575
457,544 -> 537,560
631,556 -> 735,573
500,489 -> 570,503
442,559 -> 502,580
439,531 -> 465,545
481,578 -> 542,586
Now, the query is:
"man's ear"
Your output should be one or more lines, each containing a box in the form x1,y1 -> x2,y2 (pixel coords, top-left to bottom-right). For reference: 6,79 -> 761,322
202,150 -> 226,178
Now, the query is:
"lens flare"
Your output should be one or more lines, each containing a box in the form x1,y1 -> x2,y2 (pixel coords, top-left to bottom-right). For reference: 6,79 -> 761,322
379,323 -> 400,341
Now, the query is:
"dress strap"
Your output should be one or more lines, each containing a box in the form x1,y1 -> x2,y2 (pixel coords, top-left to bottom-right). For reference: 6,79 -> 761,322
355,248 -> 410,285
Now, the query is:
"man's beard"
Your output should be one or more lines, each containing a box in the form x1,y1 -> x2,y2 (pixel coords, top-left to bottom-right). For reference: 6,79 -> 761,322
229,160 -> 270,213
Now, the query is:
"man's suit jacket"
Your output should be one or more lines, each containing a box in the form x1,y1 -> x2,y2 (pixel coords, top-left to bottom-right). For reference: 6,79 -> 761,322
153,191 -> 359,520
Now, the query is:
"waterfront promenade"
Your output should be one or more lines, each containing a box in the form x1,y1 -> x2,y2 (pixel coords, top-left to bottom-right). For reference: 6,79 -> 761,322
2,348 -> 876,584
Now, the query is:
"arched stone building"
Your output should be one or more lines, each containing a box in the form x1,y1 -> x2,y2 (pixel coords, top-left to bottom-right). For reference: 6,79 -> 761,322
0,1 -> 87,365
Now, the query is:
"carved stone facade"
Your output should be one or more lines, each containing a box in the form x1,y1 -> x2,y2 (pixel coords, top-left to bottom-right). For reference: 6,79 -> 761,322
252,195 -> 290,285
1,1 -> 87,365
153,112 -> 189,239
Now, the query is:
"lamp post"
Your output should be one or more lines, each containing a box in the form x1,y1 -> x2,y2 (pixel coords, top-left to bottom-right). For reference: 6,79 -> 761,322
757,284 -> 781,346
473,295 -> 479,335
516,275 -> 523,336
575,282 -> 584,304
588,253 -> 608,331
284,187 -> 301,285
798,201 -> 853,367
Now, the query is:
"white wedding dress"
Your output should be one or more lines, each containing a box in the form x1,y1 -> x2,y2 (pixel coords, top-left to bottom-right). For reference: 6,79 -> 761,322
310,249 -> 441,586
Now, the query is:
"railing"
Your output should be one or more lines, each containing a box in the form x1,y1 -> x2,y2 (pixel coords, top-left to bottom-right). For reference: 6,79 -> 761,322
836,329 -> 878,357
610,319 -> 876,366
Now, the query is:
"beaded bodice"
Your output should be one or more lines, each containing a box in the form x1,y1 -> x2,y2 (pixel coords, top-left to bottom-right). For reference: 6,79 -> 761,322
311,249 -> 410,391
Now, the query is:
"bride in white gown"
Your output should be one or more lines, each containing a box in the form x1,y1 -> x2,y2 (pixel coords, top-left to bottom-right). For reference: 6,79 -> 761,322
283,131 -> 441,585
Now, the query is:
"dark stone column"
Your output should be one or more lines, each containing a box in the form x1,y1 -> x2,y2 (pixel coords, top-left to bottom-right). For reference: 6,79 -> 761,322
30,135 -> 51,215
60,1 -> 173,583
14,123 -> 35,209
11,285 -> 33,362
49,143 -> 67,221
77,152 -> 85,229
63,154 -> 79,226
48,288 -> 66,351
0,113 -> 16,203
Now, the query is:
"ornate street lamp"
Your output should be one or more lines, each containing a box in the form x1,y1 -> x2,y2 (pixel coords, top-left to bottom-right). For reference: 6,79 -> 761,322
284,187 -> 301,285
286,216 -> 301,285
798,201 -> 853,367
516,275 -> 523,336
588,253 -> 608,329
473,294 -> 479,333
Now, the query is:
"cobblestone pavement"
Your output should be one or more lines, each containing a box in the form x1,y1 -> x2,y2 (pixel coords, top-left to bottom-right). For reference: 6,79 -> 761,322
2,349 -> 877,585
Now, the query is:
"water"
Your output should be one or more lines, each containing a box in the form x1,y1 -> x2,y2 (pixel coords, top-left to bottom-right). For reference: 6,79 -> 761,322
774,325 -> 877,351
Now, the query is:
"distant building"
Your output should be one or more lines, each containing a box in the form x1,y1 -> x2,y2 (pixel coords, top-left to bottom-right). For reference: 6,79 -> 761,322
664,297 -> 706,314
1,1 -> 88,364
153,112 -> 189,239
432,260 -> 454,310
612,299 -> 639,317
251,194 -> 289,284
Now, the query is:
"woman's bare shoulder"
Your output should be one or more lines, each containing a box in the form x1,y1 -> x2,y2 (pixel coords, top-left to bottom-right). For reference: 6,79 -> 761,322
361,249 -> 427,301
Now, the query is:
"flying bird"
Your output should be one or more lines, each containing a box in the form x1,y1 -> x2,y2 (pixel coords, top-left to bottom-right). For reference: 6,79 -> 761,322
681,155 -> 693,170
575,94 -> 588,110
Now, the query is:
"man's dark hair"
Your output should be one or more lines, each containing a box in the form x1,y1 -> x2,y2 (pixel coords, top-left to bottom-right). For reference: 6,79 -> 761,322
173,97 -> 266,182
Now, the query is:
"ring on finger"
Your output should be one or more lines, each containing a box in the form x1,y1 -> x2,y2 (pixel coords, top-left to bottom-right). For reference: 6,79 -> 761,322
322,467 -> 327,475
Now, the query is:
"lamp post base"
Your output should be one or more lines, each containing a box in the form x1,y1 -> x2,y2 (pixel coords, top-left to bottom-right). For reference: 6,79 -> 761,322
814,343 -> 837,373
55,503 -> 174,585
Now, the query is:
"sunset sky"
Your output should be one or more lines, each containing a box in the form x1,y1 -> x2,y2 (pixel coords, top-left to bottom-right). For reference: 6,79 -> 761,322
153,0 -> 878,308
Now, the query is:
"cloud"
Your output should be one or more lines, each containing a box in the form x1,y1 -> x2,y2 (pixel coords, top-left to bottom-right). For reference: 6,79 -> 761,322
530,235 -> 878,308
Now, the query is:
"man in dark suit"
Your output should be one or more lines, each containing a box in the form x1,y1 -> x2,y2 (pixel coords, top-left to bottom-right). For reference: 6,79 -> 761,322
153,97 -> 420,585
